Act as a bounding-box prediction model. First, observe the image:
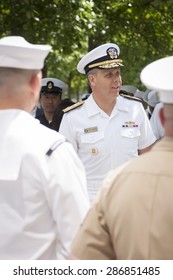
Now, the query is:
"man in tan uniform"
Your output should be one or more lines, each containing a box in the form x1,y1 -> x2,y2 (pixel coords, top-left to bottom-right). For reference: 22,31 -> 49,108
70,55 -> 173,260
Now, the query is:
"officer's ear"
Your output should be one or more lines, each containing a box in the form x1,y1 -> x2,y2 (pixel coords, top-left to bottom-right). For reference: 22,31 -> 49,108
87,73 -> 97,87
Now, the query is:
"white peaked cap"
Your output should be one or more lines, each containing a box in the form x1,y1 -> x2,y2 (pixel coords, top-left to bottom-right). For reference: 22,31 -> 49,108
140,56 -> 173,104
77,43 -> 123,74
143,89 -> 160,107
121,85 -> 138,95
134,89 -> 145,99
0,36 -> 51,70
41,78 -> 67,94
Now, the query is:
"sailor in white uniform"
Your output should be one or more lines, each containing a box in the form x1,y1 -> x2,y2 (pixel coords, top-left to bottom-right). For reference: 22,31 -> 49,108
0,36 -> 89,259
59,43 -> 156,201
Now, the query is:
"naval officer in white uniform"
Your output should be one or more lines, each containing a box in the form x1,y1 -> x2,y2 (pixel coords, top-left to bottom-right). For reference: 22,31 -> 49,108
59,43 -> 156,201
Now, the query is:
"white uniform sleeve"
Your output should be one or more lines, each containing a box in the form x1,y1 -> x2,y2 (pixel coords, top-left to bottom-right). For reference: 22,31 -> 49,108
59,113 -> 78,152
44,141 -> 90,259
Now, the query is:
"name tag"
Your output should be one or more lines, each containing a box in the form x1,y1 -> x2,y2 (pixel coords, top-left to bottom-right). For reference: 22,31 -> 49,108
84,126 -> 98,133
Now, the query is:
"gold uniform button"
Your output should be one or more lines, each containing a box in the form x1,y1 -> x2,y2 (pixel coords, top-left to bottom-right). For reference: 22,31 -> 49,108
91,147 -> 98,155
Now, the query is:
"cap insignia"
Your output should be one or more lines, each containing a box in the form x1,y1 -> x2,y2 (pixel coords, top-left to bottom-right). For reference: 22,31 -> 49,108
47,81 -> 53,89
107,47 -> 118,59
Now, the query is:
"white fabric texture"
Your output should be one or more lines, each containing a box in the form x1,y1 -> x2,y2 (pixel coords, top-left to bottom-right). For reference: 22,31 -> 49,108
0,109 -> 89,259
59,95 -> 156,201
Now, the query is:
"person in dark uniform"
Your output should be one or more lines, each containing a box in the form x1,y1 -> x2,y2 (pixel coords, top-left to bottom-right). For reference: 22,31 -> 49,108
51,98 -> 75,131
36,77 -> 67,129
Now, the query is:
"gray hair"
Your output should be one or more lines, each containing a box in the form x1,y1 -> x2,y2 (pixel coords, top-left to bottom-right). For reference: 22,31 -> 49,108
86,68 -> 99,87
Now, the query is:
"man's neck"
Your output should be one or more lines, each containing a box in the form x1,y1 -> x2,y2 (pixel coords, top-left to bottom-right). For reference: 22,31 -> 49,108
92,94 -> 117,116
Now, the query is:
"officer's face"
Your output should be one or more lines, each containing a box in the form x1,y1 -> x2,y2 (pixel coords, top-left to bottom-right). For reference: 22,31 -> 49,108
88,68 -> 122,99
40,93 -> 61,114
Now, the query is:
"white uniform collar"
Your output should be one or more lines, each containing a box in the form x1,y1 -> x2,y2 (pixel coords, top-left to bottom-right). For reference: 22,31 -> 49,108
0,109 -> 61,181
85,94 -> 102,117
85,94 -> 130,117
0,109 -> 60,181
116,95 -> 131,112
0,110 -> 36,180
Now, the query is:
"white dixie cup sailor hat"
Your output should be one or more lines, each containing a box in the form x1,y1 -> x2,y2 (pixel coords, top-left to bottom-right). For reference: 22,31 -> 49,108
140,56 -> 173,104
0,36 -> 51,70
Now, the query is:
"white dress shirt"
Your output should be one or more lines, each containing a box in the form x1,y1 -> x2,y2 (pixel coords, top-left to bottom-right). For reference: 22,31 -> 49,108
59,94 -> 156,201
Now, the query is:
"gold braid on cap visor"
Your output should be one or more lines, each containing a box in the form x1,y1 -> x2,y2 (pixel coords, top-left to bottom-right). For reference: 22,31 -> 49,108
88,59 -> 124,69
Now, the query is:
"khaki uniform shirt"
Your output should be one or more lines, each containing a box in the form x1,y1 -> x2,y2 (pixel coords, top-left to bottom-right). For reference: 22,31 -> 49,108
71,137 -> 173,259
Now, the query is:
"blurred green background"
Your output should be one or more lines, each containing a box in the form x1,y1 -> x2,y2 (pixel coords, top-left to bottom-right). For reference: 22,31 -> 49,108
1,0 -> 173,100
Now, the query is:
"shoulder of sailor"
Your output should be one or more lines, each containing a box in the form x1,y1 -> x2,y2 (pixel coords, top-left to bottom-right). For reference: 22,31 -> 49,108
33,122 -> 67,156
119,92 -> 143,103
63,100 -> 85,113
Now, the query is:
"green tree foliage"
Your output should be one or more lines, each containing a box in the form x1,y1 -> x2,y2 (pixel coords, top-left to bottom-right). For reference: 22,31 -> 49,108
0,0 -> 173,99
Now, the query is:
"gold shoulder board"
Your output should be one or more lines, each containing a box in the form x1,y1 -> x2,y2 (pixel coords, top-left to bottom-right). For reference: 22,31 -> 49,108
120,93 -> 142,103
63,100 -> 85,113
